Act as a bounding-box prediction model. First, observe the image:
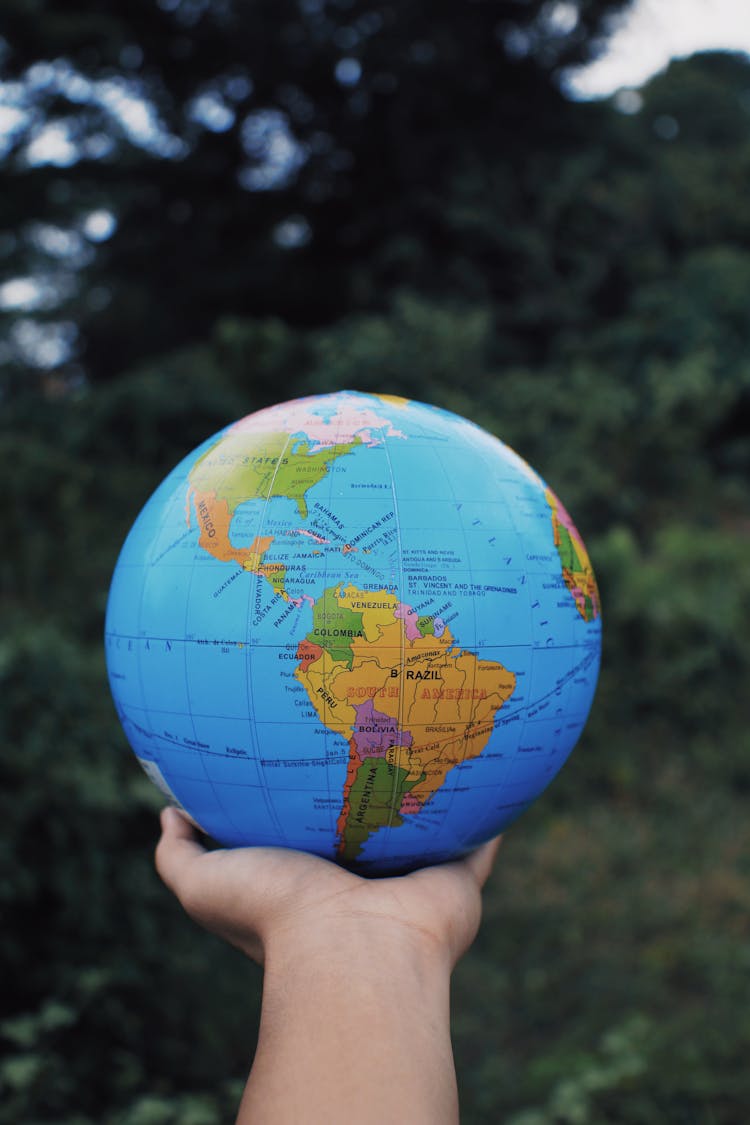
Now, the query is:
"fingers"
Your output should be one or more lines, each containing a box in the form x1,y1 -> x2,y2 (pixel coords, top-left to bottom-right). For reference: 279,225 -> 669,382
462,835 -> 502,888
154,806 -> 208,899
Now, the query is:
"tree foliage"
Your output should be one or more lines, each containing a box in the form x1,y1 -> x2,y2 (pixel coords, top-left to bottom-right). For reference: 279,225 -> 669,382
2,4 -> 749,1122
0,0 -> 629,383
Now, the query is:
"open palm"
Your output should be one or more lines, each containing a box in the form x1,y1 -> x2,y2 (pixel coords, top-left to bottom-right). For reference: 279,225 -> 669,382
156,806 -> 500,968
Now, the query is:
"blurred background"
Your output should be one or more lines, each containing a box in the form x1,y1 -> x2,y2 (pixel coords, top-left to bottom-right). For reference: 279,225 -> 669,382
2,1 -> 749,1121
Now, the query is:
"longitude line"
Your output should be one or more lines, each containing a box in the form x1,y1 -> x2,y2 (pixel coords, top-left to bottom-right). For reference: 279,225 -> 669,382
419,441 -> 489,843
179,503 -> 245,838
244,428 -> 299,846
378,428 -> 409,833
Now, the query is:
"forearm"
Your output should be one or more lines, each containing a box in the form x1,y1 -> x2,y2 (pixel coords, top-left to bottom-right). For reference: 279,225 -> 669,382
237,920 -> 458,1125
154,810 -> 498,1123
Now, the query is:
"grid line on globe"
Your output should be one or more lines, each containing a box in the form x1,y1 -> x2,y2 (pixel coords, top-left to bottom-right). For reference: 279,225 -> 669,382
105,391 -> 601,874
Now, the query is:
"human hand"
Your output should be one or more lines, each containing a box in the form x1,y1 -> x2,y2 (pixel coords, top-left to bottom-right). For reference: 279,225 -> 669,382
156,808 -> 501,1124
155,806 -> 500,971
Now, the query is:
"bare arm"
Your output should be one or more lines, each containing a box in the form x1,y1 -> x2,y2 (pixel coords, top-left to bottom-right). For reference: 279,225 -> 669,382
155,807 -> 500,1125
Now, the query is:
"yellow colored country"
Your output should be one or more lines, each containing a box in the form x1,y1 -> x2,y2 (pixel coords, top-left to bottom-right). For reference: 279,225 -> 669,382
337,586 -> 400,643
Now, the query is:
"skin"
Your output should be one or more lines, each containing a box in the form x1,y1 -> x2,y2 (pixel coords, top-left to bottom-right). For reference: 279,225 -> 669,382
156,806 -> 501,1125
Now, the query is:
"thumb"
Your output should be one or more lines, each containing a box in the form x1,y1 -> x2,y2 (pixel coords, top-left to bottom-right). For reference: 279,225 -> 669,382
154,806 -> 208,899
462,835 -> 502,889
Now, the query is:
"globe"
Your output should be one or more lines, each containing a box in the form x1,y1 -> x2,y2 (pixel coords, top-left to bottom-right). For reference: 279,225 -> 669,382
105,391 -> 601,874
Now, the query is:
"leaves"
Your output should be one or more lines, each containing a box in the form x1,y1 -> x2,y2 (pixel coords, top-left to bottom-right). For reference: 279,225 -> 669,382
1,7 -> 749,1122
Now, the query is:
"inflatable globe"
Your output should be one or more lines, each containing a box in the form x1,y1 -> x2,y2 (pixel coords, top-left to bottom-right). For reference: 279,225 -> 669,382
105,391 -> 601,874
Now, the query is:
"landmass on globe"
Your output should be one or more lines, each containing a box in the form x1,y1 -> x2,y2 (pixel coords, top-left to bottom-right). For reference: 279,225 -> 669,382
105,390 -> 601,872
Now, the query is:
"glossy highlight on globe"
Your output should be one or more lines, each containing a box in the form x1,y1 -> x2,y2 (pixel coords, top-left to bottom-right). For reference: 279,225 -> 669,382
105,391 -> 601,874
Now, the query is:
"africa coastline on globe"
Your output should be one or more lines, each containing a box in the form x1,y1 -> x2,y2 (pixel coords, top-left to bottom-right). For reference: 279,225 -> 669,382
105,391 -> 601,874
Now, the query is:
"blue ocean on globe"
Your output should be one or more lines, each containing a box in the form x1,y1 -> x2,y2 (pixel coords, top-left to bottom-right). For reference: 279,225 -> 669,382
105,391 -> 601,874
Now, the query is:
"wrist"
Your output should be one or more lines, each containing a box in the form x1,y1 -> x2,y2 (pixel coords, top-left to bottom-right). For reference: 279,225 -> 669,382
264,913 -> 452,1003
264,911 -> 453,985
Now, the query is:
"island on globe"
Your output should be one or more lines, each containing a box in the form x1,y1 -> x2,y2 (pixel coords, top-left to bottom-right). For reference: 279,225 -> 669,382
105,390 -> 601,874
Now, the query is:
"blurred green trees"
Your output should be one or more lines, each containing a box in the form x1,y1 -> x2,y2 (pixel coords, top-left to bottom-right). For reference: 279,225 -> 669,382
1,3 -> 749,1122
0,0 -> 628,384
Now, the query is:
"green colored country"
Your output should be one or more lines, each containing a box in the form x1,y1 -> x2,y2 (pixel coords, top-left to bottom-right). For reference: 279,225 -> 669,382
339,756 -> 420,864
307,586 -> 364,668
417,614 -> 435,636
555,522 -> 584,573
189,430 -> 360,518
266,566 -> 287,596
275,439 -> 359,518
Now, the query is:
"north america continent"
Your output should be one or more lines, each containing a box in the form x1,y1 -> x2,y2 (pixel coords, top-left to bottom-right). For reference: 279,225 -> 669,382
185,430 -> 359,596
183,396 -> 406,598
294,584 -> 517,863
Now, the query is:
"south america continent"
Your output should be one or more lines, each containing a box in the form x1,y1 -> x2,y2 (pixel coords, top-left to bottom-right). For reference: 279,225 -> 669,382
294,584 -> 517,863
